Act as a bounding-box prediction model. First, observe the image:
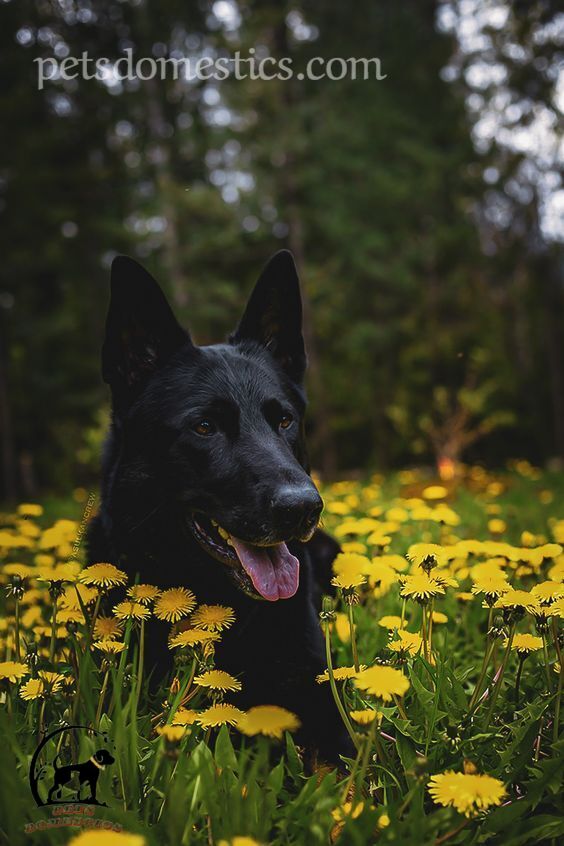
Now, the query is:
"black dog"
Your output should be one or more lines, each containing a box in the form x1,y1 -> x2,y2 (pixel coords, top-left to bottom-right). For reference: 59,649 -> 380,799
47,748 -> 115,803
88,251 -> 351,762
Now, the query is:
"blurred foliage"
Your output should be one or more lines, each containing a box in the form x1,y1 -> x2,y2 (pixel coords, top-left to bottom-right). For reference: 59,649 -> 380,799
0,0 -> 563,499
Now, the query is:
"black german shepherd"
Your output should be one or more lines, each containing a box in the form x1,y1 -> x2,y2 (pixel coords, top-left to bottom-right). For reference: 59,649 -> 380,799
88,251 -> 351,762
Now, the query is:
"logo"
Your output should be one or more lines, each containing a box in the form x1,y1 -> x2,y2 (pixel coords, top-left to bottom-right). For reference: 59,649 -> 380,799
29,725 -> 115,807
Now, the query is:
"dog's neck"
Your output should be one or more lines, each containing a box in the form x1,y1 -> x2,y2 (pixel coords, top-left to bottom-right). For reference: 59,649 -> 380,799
89,756 -> 105,770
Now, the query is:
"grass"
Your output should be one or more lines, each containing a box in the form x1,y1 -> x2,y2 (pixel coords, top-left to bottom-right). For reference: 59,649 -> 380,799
0,460 -> 563,846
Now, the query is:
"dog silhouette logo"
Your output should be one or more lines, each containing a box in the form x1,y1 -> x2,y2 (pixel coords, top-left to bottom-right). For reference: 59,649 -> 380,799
29,725 -> 115,807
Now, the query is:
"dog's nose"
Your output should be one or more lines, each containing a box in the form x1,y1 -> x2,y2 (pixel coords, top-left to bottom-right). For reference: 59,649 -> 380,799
271,484 -> 323,537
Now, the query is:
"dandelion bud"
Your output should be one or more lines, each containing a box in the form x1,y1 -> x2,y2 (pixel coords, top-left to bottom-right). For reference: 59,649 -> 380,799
320,596 -> 336,624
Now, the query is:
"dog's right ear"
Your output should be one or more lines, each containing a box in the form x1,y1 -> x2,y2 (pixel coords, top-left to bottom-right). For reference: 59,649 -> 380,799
102,256 -> 192,408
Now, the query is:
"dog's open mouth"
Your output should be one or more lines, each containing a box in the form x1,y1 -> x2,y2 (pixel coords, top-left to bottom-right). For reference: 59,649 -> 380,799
189,515 -> 300,602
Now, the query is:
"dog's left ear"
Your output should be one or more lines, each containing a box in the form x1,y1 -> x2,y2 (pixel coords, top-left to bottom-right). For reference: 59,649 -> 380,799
230,250 -> 306,384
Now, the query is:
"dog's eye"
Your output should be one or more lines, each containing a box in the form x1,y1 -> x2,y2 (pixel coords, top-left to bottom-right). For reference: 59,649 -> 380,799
193,419 -> 215,436
279,414 -> 293,430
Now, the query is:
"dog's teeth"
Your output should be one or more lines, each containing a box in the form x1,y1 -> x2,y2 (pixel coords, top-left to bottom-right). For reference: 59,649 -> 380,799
217,525 -> 230,541
211,519 -> 218,527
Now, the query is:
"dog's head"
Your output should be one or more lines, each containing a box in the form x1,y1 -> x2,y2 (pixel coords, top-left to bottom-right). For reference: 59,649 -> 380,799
93,749 -> 115,766
102,251 -> 323,601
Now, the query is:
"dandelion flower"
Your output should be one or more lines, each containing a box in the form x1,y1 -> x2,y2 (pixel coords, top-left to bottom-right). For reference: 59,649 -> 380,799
548,598 -> 564,619
494,589 -> 540,614
331,801 -> 364,822
197,703 -> 244,728
171,708 -> 199,726
406,543 -> 447,569
0,660 -> 29,682
378,615 -> 407,630
94,639 -> 127,655
350,709 -> 381,725
532,581 -> 564,605
157,724 -> 186,742
113,601 -> 151,622
388,629 -> 423,656
508,634 -> 543,655
238,705 -> 300,739
127,584 -> 161,604
431,611 -> 448,624
154,587 -> 196,622
20,671 -> 66,700
316,665 -> 362,684
422,485 -> 448,501
471,575 -> 511,603
354,665 -> 410,701
218,838 -> 262,846
170,629 -> 220,650
17,503 -> 43,518
400,573 -> 445,603
94,616 -> 123,641
194,670 -> 242,692
80,563 -> 128,590
428,771 -> 506,817
191,605 -> 235,631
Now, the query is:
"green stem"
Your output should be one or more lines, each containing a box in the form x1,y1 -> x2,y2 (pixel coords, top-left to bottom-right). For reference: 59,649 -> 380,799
324,623 -> 359,751
347,602 -> 360,672
542,634 -> 552,692
392,693 -> 409,721
554,654 -> 563,746
14,598 -> 21,662
136,619 -> 145,701
89,592 -> 102,639
469,636 -> 497,712
514,655 -> 525,708
49,596 -> 58,664
421,604 -> 430,663
400,597 -> 407,629
96,668 -> 110,725
484,623 -> 516,728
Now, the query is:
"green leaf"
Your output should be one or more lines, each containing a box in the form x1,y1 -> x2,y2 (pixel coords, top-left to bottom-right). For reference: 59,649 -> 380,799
214,724 -> 238,772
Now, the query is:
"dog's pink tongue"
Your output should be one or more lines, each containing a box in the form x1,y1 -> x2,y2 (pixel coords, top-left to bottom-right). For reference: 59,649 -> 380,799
230,538 -> 300,601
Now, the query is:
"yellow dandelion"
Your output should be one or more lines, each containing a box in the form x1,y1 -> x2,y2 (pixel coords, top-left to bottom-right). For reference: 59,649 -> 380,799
238,705 -> 300,739
431,611 -> 448,624
197,703 -> 244,728
316,665 -> 363,684
57,608 -> 85,625
113,601 -> 151,621
0,660 -> 29,682
532,581 -> 564,604
549,598 -> 564,619
350,709 -> 381,725
127,584 -> 161,604
170,629 -> 220,649
333,612 -> 351,642
171,708 -> 199,726
406,542 -> 447,569
456,592 -> 475,602
194,670 -> 242,692
331,801 -> 365,822
17,503 -> 43,518
94,639 -> 127,655
354,665 -> 410,702
20,671 -> 66,700
422,485 -> 448,501
488,519 -> 507,534
494,589 -> 540,614
428,771 -> 506,817
154,587 -> 196,622
388,629 -> 423,656
61,583 -> 98,609
191,605 -> 235,631
80,563 -> 128,590
94,616 -> 123,640
471,575 -> 511,602
400,572 -> 446,603
157,724 -> 187,742
378,615 -> 407,630
508,634 -> 543,655
218,838 -> 262,846
2,563 -> 34,578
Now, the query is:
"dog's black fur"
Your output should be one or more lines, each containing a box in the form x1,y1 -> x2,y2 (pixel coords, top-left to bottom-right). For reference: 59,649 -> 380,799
47,748 -> 115,803
88,251 -> 351,762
